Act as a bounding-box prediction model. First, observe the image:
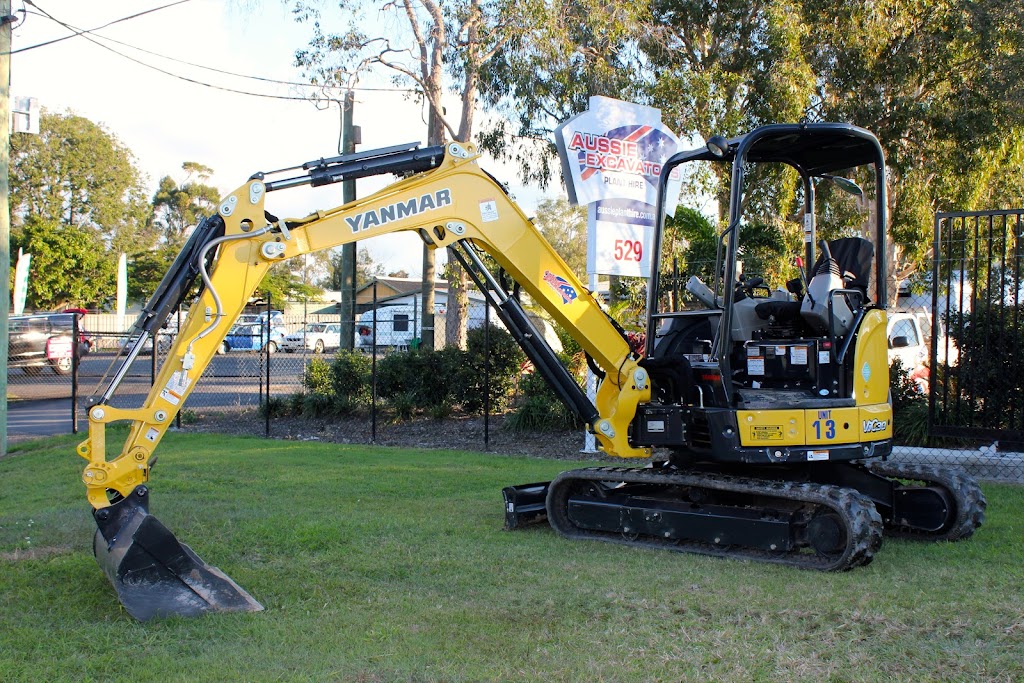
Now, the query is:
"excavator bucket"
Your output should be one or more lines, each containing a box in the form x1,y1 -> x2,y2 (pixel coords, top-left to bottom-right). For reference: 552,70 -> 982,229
92,486 -> 263,621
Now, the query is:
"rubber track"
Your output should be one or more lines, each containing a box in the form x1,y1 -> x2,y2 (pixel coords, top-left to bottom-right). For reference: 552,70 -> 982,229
867,462 -> 987,541
546,467 -> 883,571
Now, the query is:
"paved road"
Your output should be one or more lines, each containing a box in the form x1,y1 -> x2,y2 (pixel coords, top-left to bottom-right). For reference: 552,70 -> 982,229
6,350 -> 311,440
7,398 -> 78,440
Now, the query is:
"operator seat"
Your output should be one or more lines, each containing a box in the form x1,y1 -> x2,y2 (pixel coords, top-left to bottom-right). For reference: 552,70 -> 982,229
754,237 -> 874,338
801,237 -> 874,336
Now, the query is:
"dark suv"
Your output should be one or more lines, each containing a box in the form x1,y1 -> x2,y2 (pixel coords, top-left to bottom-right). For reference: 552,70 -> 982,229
8,313 -> 85,376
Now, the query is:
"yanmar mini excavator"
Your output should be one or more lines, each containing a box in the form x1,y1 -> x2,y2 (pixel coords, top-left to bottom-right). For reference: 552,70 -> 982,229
79,124 -> 984,620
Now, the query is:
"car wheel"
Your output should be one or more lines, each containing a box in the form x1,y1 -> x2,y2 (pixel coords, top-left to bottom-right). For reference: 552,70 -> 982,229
217,342 -> 228,355
266,341 -> 277,354
52,357 -> 73,376
314,339 -> 325,354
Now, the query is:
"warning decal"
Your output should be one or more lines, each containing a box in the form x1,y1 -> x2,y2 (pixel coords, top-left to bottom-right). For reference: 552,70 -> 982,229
160,371 -> 192,406
751,425 -> 784,441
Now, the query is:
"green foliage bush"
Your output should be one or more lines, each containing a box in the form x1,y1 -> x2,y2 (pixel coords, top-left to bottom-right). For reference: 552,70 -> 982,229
290,325 -> 530,421
376,348 -> 464,410
889,357 -> 929,446
505,370 -> 582,432
329,350 -> 372,400
302,357 -> 334,396
462,324 -> 526,413
946,304 -> 1024,430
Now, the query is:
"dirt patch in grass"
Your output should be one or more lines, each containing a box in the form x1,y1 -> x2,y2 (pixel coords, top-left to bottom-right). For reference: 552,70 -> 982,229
183,409 -> 627,462
0,545 -> 73,562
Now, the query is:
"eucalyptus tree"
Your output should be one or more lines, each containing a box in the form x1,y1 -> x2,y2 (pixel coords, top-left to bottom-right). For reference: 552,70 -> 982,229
293,0 -> 533,349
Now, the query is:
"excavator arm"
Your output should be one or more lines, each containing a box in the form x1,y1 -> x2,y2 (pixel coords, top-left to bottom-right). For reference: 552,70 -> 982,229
79,142 -> 650,620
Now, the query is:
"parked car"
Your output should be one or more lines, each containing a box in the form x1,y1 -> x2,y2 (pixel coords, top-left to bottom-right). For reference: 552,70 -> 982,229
236,310 -> 284,328
888,308 -> 956,393
281,322 -> 343,353
62,307 -> 94,354
219,321 -> 287,354
118,327 -> 176,356
8,313 -> 82,375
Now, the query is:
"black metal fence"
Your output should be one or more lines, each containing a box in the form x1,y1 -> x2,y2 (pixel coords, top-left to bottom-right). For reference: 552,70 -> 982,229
929,210 -> 1024,444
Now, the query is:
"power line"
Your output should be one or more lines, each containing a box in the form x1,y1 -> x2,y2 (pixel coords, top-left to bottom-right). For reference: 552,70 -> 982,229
12,0 -> 196,54
16,2 -> 421,97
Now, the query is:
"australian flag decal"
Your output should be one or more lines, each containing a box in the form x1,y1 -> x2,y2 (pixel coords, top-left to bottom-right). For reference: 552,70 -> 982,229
544,270 -> 578,304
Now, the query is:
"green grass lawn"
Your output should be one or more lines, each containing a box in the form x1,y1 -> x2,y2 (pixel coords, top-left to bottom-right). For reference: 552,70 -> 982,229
1,432 -> 1022,682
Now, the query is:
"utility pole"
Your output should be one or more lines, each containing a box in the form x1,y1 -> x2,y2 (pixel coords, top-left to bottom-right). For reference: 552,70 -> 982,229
0,1 -> 13,456
338,90 -> 358,350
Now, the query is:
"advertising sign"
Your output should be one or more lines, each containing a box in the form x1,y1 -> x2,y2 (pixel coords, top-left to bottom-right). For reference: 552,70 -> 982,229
555,97 -> 683,278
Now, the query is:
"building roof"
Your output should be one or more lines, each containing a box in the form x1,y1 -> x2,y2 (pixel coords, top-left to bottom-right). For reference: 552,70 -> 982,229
355,276 -> 447,298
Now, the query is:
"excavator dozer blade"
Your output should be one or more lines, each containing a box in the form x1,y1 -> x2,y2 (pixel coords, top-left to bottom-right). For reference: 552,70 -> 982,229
502,482 -> 551,529
92,486 -> 263,621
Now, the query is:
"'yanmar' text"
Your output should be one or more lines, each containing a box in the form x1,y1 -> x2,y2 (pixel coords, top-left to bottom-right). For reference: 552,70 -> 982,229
346,189 -> 452,233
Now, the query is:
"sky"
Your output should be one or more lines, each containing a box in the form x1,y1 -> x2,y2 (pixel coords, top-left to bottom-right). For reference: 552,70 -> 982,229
9,0 -> 548,277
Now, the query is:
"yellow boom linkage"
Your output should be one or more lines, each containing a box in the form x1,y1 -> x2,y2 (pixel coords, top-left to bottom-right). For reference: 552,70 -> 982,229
79,142 -> 648,620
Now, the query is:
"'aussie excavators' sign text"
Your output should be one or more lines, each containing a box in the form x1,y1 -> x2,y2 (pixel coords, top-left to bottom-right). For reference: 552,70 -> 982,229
346,189 -> 452,233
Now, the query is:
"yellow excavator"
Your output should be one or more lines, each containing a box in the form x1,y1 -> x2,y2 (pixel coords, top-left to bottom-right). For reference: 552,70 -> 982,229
79,124 -> 985,621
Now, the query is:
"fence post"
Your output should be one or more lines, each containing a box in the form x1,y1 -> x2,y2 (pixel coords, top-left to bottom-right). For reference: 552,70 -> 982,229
175,305 -> 182,429
371,281 -> 377,443
265,295 -> 271,438
71,314 -> 79,434
484,298 -> 490,450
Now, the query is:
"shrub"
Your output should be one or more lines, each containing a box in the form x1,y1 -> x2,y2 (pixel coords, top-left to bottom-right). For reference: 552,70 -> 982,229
389,391 -> 418,421
377,348 -> 464,412
287,392 -> 307,416
506,370 -> 582,432
375,350 -> 420,399
462,324 -> 526,413
258,396 -> 289,419
302,357 -> 333,395
330,350 -> 372,400
890,357 -> 929,446
301,392 -> 335,419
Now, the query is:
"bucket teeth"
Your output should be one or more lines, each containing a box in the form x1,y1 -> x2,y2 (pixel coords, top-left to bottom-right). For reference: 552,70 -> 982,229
93,486 -> 263,621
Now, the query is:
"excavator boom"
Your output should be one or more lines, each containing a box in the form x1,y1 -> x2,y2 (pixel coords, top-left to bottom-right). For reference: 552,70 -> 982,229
78,142 -> 648,619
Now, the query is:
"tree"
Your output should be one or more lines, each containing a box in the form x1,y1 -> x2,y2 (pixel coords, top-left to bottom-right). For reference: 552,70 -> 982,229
126,246 -> 180,305
10,217 -> 115,309
10,110 -> 150,254
478,1 -> 649,186
293,0 -> 532,349
150,162 -> 221,247
533,198 -> 587,277
801,0 -> 1024,301
325,246 -> 383,290
258,262 -> 325,304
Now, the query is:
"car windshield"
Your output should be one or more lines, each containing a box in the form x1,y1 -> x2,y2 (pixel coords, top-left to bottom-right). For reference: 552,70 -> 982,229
304,324 -> 328,333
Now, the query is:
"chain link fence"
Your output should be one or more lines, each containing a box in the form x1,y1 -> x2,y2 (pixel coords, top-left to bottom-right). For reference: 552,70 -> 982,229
9,245 -> 1024,483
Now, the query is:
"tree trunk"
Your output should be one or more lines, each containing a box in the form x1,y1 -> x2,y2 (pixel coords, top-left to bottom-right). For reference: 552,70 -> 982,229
445,257 -> 469,349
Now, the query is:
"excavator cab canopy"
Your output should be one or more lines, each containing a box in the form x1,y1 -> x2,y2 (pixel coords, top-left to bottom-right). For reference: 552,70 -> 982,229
647,123 -> 888,361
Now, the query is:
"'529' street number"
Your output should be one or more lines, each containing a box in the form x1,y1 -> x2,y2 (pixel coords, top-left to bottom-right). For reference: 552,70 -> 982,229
614,239 -> 643,262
